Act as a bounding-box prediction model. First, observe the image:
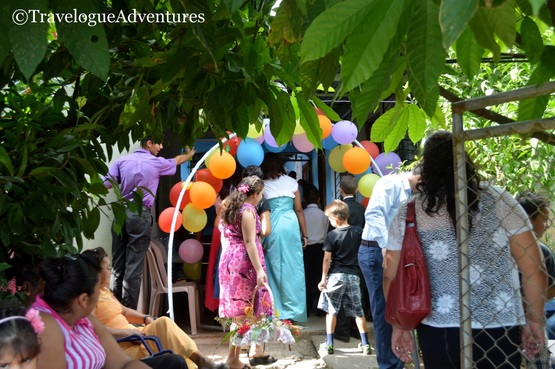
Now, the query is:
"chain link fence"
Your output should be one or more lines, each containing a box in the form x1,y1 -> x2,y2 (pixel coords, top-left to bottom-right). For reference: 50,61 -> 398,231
452,81 -> 555,368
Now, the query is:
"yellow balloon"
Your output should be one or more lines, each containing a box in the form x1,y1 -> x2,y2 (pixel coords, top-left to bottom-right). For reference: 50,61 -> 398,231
182,203 -> 208,232
294,121 -> 305,135
358,174 -> 381,198
182,261 -> 202,281
247,123 -> 263,138
328,144 -> 351,173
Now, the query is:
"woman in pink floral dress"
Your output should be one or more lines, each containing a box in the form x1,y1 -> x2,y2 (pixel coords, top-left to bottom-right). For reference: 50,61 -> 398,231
219,175 -> 275,369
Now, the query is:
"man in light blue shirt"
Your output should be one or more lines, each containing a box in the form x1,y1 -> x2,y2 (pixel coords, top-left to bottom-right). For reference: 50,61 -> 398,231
359,168 -> 419,369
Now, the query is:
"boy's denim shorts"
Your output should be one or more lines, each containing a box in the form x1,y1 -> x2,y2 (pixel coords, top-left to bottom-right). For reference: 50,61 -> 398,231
317,273 -> 364,317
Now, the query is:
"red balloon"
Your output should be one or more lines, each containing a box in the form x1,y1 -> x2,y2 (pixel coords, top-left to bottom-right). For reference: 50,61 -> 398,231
169,182 -> 191,210
314,107 -> 325,115
158,207 -> 182,233
361,197 -> 369,208
359,140 -> 380,159
223,135 -> 241,156
195,169 -> 223,194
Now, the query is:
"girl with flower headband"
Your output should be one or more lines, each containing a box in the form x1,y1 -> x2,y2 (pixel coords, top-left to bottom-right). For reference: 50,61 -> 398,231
218,175 -> 277,369
0,301 -> 43,369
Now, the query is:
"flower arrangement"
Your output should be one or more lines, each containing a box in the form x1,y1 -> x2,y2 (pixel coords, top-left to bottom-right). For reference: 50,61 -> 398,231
217,308 -> 302,346
216,283 -> 302,347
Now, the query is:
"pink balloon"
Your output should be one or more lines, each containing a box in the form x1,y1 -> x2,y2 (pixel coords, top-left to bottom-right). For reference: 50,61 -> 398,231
372,152 -> 402,175
331,120 -> 358,144
292,133 -> 314,153
178,239 -> 204,264
263,125 -> 279,147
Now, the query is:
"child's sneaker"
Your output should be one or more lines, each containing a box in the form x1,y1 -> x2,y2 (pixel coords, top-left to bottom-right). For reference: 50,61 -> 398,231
358,343 -> 372,355
319,342 -> 334,355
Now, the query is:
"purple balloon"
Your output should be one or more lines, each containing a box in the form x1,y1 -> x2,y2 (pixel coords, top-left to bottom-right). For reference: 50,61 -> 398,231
372,152 -> 402,175
331,120 -> 358,144
237,138 -> 264,167
178,239 -> 204,264
263,125 -> 279,147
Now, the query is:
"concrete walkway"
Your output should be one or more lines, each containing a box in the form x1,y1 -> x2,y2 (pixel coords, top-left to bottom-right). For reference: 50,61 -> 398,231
189,315 -> 380,369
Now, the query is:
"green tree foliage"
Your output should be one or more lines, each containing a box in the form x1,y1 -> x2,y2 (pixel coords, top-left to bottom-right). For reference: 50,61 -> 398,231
0,0 -> 554,262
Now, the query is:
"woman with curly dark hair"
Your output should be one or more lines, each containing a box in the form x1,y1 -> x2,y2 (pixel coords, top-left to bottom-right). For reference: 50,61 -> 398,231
383,130 -> 546,368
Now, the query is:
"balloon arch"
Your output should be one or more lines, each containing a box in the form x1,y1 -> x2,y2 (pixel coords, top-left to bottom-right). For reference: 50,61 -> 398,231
161,116 -> 403,320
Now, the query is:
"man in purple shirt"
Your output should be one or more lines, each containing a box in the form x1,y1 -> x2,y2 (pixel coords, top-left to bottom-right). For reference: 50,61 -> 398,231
104,137 -> 195,309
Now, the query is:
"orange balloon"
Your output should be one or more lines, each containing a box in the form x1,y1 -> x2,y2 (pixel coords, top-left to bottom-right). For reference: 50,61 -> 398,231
359,140 -> 380,159
189,181 -> 217,209
195,168 -> 223,194
209,151 -> 236,179
314,107 -> 324,115
169,182 -> 191,210
343,147 -> 371,174
158,207 -> 182,233
318,115 -> 332,138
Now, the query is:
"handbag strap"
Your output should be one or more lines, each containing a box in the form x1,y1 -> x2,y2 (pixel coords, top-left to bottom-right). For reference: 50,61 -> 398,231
406,199 -> 416,226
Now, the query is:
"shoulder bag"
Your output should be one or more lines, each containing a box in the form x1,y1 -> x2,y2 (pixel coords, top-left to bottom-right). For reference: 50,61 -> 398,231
385,200 -> 431,330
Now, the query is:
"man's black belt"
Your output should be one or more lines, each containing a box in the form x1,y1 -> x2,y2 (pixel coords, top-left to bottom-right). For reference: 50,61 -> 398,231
361,240 -> 379,247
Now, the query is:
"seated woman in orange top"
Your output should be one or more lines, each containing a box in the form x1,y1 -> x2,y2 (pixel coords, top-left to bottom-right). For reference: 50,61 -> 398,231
82,247 -> 228,369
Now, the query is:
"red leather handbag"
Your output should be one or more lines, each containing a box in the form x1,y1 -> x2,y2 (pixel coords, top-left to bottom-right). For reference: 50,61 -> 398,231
385,200 -> 431,330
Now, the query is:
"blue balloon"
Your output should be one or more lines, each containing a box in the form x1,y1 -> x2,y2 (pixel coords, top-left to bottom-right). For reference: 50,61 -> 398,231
264,141 -> 288,153
322,135 -> 339,150
237,138 -> 265,167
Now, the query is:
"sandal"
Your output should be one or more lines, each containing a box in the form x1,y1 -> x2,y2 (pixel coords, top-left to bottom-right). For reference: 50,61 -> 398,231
248,355 -> 278,366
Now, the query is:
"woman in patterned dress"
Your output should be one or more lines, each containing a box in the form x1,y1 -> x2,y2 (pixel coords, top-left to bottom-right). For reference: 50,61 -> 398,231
219,176 -> 275,369
383,130 -> 546,368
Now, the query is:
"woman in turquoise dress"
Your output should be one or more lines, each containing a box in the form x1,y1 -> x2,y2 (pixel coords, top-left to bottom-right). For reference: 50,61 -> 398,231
261,153 -> 309,323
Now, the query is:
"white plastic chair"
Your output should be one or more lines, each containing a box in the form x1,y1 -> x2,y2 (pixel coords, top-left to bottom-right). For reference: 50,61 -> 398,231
146,243 -> 200,335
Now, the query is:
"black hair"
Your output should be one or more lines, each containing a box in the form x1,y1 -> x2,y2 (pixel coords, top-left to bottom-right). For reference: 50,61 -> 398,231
39,254 -> 100,314
516,191 -> 551,219
0,301 -> 40,360
220,176 -> 265,225
261,153 -> 286,180
81,247 -> 109,268
416,130 -> 482,230
242,165 -> 264,179
304,186 -> 320,205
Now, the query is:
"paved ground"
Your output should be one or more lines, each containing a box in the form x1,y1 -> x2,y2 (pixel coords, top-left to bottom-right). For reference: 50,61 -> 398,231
187,314 -> 380,369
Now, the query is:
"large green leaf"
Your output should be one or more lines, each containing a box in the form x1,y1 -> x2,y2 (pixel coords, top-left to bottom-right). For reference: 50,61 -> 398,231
351,52 -> 398,126
406,105 -> 428,144
383,107 -> 409,153
312,97 -> 341,121
517,46 -> 555,121
0,2 -> 10,65
487,0 -> 516,48
52,0 -> 109,80
300,0 -> 377,63
469,7 -> 501,61
83,207 -> 100,239
406,0 -> 445,117
297,93 -> 322,147
456,26 -> 483,80
9,0 -> 49,80
0,146 -> 14,176
371,106 -> 401,142
520,17 -> 543,64
439,0 -> 478,48
341,0 -> 404,92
